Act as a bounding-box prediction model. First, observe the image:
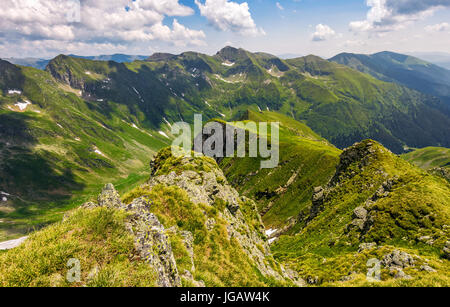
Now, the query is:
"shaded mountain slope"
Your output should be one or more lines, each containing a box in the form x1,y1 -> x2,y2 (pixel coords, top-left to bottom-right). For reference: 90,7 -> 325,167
330,51 -> 450,106
46,48 -> 450,154
0,60 -> 173,240
285,55 -> 450,152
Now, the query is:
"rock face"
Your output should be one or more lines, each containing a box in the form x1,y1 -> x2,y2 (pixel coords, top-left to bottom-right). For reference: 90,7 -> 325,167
81,149 -> 303,286
382,249 -> 416,280
83,188 -> 182,287
146,150 -> 299,284
126,197 -> 181,287
443,241 -> 450,259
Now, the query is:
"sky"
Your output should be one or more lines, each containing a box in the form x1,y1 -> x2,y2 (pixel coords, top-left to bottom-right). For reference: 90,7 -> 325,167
0,0 -> 449,59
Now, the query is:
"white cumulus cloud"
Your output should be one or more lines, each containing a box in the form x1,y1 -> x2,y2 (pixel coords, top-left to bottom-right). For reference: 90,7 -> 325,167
312,24 -> 336,41
425,22 -> 450,32
195,0 -> 265,36
0,0 -> 206,55
350,0 -> 450,33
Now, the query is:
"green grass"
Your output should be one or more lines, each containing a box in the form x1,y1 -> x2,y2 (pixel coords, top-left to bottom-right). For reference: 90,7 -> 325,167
0,207 -> 156,287
270,140 -> 450,286
402,147 -> 450,170
123,183 -> 289,287
220,110 -> 341,228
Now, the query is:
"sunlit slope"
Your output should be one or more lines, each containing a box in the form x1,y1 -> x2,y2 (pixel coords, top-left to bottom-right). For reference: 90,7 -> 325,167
402,147 -> 450,170
272,140 -> 450,286
220,110 -> 341,229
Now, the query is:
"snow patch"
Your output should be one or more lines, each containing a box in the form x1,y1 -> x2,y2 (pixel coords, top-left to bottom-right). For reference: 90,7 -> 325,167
131,123 -> 139,129
0,191 -> 11,196
93,146 -> 105,157
163,117 -> 172,128
8,89 -> 22,95
57,123 -> 63,129
0,237 -> 28,251
1,197 -> 7,202
268,237 -> 278,244
159,131 -> 169,138
85,71 -> 92,75
204,100 -> 211,107
75,137 -> 81,141
222,62 -> 235,67
15,101 -> 31,111
94,149 -> 104,156
265,229 -> 278,237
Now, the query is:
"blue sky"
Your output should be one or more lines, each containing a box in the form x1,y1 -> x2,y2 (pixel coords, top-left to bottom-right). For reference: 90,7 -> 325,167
0,0 -> 449,59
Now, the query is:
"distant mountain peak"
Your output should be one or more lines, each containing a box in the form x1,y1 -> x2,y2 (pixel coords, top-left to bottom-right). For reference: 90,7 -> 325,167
146,52 -> 178,62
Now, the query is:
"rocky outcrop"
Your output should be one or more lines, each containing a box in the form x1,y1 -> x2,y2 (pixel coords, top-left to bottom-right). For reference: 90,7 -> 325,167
81,149 -> 304,286
382,249 -> 416,280
443,241 -> 450,259
146,151 -> 298,284
329,140 -> 381,186
125,197 -> 181,287
429,167 -> 450,183
83,185 -> 182,287
309,186 -> 326,222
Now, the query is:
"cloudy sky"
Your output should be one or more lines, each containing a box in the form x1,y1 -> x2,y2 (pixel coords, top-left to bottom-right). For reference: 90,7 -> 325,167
0,0 -> 449,59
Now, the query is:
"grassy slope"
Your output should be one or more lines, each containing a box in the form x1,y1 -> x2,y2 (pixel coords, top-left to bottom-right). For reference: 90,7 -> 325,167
220,110 -> 341,228
0,63 -> 172,240
0,149 -> 290,287
330,51 -> 450,102
272,140 -> 450,286
0,207 -> 157,287
402,147 -> 450,170
284,56 -> 450,153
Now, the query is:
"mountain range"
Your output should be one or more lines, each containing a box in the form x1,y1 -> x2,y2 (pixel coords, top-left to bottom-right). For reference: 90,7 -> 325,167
0,47 -> 449,287
330,51 -> 450,107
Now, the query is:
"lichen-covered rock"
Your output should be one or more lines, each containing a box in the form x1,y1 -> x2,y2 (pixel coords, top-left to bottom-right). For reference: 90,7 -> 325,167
97,183 -> 123,208
382,250 -> 415,270
353,207 -> 368,220
206,218 -> 216,231
443,241 -> 450,259
144,149 -> 296,284
358,242 -> 377,252
85,184 -> 181,287
129,211 -> 181,287
420,264 -> 437,273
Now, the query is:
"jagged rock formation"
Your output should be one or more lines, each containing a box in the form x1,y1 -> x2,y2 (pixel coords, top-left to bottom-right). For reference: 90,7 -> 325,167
83,184 -> 182,287
81,148 -> 304,287
145,148 -> 304,285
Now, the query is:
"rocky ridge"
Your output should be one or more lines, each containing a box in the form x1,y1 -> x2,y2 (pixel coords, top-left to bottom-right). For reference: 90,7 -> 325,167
82,148 -> 304,287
